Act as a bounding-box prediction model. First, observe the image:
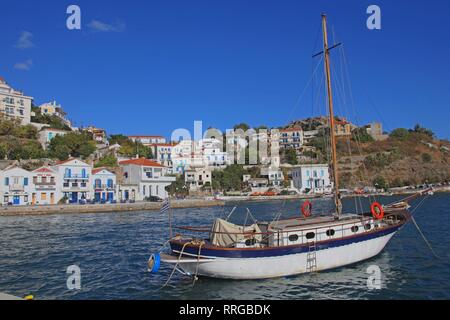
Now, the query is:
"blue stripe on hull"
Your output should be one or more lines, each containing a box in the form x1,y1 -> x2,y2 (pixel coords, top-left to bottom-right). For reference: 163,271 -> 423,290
170,225 -> 401,259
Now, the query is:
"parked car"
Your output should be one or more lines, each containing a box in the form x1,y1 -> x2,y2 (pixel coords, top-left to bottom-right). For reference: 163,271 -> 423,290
145,196 -> 163,202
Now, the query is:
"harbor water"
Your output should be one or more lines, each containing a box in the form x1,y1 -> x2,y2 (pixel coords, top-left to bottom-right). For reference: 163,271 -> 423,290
0,194 -> 449,300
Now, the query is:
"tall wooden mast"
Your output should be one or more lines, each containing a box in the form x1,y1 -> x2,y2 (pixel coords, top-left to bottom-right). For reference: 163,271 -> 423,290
321,14 -> 342,215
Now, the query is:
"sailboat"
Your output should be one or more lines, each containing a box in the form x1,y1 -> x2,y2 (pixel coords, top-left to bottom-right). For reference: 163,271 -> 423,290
149,14 -> 428,280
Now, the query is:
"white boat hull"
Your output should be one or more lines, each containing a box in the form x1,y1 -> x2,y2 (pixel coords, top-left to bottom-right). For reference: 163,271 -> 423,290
170,231 -> 396,280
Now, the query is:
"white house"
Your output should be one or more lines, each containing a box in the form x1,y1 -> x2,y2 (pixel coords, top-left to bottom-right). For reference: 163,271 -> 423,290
38,101 -> 71,127
92,168 -> 117,203
185,167 -> 212,191
0,167 -> 33,206
260,166 -> 284,187
31,166 -> 60,205
128,135 -> 166,146
279,128 -> 304,151
0,77 -> 32,125
150,143 -> 177,169
52,158 -> 93,203
291,164 -> 332,194
119,158 -> 175,201
201,138 -> 229,168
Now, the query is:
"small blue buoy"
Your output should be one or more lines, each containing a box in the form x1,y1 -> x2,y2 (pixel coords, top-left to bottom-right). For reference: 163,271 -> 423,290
148,253 -> 161,273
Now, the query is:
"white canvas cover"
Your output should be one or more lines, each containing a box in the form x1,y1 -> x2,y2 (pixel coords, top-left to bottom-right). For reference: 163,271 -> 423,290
210,218 -> 262,247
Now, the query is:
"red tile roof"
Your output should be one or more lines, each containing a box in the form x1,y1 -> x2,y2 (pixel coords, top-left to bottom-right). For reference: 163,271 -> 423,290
119,158 -> 165,167
92,168 -> 105,175
33,166 -> 55,173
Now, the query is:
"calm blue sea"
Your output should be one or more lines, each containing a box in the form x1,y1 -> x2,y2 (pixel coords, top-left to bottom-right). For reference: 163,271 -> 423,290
0,194 -> 449,300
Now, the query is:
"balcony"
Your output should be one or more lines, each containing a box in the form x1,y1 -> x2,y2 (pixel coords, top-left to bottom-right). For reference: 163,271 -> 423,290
63,182 -> 88,190
33,180 -> 56,186
94,184 -> 116,190
64,174 -> 89,180
9,184 -> 24,192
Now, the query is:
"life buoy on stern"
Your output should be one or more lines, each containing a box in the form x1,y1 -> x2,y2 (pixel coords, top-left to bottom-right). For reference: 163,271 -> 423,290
301,201 -> 312,218
148,253 -> 161,273
371,202 -> 384,220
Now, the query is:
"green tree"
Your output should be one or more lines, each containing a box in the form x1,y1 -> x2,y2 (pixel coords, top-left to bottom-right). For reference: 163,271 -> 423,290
48,132 -> 96,160
351,127 -> 374,143
284,148 -> 298,165
212,165 -> 246,192
233,123 -> 250,132
421,153 -> 432,163
412,124 -> 435,139
166,175 -> 188,196
109,134 -> 130,145
373,176 -> 387,190
95,154 -> 118,168
390,128 -> 410,141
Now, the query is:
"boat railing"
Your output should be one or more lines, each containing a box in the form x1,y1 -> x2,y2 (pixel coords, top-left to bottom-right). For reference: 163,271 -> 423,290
174,216 -> 376,236
174,211 -> 407,247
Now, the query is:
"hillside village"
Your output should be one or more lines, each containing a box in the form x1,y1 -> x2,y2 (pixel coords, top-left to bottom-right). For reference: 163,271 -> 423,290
0,76 -> 449,206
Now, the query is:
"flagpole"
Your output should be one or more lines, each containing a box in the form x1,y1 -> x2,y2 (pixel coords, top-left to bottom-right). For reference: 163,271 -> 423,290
169,199 -> 173,239
169,207 -> 173,239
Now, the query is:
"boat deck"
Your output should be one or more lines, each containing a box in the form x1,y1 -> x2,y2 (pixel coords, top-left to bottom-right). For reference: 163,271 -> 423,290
268,213 -> 362,231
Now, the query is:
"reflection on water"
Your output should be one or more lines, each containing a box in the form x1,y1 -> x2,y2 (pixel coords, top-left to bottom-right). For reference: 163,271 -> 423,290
0,194 -> 449,300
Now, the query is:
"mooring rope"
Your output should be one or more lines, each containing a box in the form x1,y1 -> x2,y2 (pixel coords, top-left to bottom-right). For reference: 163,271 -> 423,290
160,241 -> 191,289
407,194 -> 440,259
192,240 -> 205,287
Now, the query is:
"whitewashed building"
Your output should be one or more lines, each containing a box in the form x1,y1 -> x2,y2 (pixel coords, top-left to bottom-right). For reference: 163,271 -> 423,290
279,128 -> 304,151
52,158 -> 93,203
0,77 -> 32,125
260,166 -> 284,187
291,164 -> 332,194
31,166 -> 60,205
150,143 -> 177,169
185,167 -> 212,191
92,168 -> 117,203
119,158 -> 175,201
0,167 -> 33,206
129,135 -> 166,146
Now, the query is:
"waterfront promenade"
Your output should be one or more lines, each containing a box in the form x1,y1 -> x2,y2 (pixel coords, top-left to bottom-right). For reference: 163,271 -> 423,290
0,199 -> 225,216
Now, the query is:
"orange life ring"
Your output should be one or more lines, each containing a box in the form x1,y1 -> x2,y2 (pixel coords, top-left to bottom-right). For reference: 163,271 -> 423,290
371,202 -> 384,220
301,201 -> 312,218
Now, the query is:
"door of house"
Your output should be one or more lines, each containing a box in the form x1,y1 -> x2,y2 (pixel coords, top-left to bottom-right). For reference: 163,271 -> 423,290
50,193 -> 55,204
95,192 -> 101,202
71,192 -> 78,203
13,196 -> 20,205
124,190 -> 129,200
32,193 -> 36,205
107,192 -> 114,202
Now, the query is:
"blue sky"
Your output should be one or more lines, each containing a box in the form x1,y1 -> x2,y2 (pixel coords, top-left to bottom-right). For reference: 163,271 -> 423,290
1,0 -> 449,139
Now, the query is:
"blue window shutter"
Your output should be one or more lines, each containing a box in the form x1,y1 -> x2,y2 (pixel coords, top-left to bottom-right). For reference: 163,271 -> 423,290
5,177 -> 9,186
24,178 -> 28,186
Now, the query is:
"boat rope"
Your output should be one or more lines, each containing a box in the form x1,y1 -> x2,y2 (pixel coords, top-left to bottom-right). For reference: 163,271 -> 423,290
159,241 -> 191,290
408,194 -> 440,259
192,240 -> 205,287
410,215 -> 440,259
225,206 -> 237,221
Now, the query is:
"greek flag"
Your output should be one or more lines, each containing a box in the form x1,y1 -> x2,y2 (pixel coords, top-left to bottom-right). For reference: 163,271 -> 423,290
160,199 -> 170,214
